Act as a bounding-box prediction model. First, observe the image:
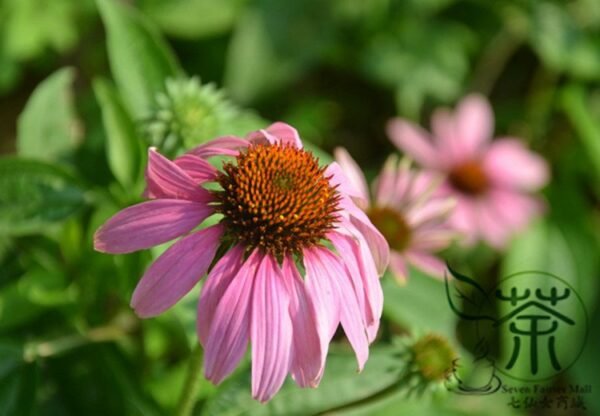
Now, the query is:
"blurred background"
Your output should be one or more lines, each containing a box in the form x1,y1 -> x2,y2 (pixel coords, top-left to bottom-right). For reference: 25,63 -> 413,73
1,0 -> 599,414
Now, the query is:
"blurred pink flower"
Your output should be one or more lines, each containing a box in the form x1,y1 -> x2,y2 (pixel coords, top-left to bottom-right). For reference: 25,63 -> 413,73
335,148 -> 456,283
387,94 -> 549,248
94,123 -> 388,402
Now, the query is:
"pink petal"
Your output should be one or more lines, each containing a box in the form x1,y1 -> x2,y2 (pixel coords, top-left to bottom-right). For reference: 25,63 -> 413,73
488,189 -> 543,231
475,198 -> 514,249
281,256 -> 323,388
260,122 -> 303,148
146,148 -> 212,202
303,248 -> 340,347
410,228 -> 456,251
329,231 -> 382,343
325,162 -> 369,207
405,250 -> 446,279
374,155 -> 398,207
204,250 -> 261,384
333,147 -> 370,206
483,138 -> 549,191
174,154 -> 218,183
94,199 -> 213,254
130,224 -> 223,317
339,196 -> 390,275
431,108 -> 463,165
454,94 -> 494,157
387,118 -> 440,168
197,245 -> 245,346
389,251 -> 408,284
251,255 -> 293,402
447,195 -> 480,246
305,247 -> 369,371
406,198 -> 455,228
189,135 -> 249,158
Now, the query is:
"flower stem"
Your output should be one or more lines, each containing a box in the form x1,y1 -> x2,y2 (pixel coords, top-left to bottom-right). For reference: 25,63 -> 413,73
175,344 -> 204,416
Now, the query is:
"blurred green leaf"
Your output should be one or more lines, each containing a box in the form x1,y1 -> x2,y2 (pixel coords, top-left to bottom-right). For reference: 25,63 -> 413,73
96,0 -> 182,119
1,0 -> 84,60
204,347 -> 404,416
382,269 -> 457,339
560,84 -> 600,181
0,158 -> 85,235
225,0 -> 332,104
0,268 -> 70,331
16,67 -> 80,162
362,19 -> 473,117
0,353 -> 37,416
528,2 -> 600,81
139,0 -> 245,39
93,78 -> 144,187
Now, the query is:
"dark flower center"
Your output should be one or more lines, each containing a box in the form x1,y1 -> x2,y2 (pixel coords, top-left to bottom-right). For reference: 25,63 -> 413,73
367,206 -> 411,252
214,143 -> 340,256
449,161 -> 489,195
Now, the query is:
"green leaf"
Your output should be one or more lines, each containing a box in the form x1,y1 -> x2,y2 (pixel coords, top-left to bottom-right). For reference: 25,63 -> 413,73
93,78 -> 144,187
96,0 -> 182,119
0,158 -> 85,235
0,356 -> 38,416
383,269 -> 457,339
16,67 -> 80,162
528,2 -> 600,80
204,348 -> 404,416
560,84 -> 600,180
139,0 -> 245,39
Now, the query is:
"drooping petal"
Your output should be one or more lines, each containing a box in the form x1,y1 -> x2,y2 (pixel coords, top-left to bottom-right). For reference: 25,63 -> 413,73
329,230 -> 382,343
475,198 -> 514,249
307,247 -> 369,371
197,245 -> 245,346
374,155 -> 398,207
488,188 -> 544,231
431,108 -> 463,165
389,251 -> 408,284
94,199 -> 213,254
147,148 -> 212,202
251,255 -> 293,402
387,118 -> 440,168
325,162 -> 369,207
130,224 -> 223,317
405,250 -> 446,279
281,255 -> 322,388
483,138 -> 549,191
174,154 -> 218,183
333,147 -> 370,206
406,197 -> 456,228
455,94 -> 494,156
254,122 -> 303,148
189,135 -> 249,158
447,195 -> 480,246
204,250 -> 261,384
338,196 -> 390,275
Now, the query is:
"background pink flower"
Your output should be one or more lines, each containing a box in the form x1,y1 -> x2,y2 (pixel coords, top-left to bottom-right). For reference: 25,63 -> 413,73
387,94 -> 549,248
94,123 -> 388,402
335,148 -> 455,283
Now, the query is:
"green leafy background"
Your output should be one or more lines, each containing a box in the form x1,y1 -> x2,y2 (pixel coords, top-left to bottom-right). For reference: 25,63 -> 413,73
1,0 -> 599,414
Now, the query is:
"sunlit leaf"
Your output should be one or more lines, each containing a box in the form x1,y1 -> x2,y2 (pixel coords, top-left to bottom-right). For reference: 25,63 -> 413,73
96,0 -> 182,118
93,78 -> 144,187
17,67 -> 80,162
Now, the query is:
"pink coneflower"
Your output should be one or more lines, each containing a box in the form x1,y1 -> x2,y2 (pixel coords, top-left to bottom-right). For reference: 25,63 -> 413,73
387,94 -> 549,248
335,148 -> 455,283
94,123 -> 388,402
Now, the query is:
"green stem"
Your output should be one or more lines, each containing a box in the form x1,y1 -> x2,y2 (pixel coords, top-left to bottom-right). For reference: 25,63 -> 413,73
175,344 -> 204,416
